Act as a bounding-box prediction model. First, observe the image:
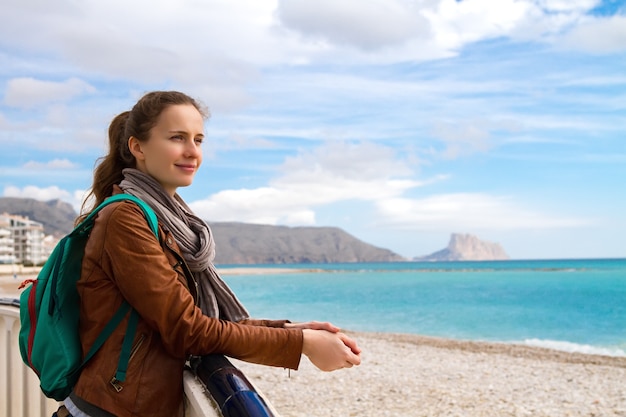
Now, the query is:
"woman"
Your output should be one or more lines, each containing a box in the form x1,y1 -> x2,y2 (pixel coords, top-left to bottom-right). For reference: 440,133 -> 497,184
64,91 -> 361,417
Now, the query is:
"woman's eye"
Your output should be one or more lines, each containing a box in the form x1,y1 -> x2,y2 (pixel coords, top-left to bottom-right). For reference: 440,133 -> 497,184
171,135 -> 184,141
194,137 -> 204,145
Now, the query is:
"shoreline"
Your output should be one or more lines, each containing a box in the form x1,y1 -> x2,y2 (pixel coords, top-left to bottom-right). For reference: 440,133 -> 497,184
347,331 -> 626,368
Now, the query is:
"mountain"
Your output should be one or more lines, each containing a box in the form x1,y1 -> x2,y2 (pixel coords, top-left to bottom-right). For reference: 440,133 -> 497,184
209,222 -> 406,264
0,197 -> 406,264
415,233 -> 509,261
0,197 -> 76,237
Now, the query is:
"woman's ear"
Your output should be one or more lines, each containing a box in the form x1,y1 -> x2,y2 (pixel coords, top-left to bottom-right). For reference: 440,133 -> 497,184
128,136 -> 145,161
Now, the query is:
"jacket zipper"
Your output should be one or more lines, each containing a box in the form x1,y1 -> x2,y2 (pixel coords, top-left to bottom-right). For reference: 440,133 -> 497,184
110,333 -> 145,393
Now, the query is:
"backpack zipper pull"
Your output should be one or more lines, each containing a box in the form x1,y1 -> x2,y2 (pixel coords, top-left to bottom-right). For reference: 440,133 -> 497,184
18,278 -> 37,289
110,377 -> 124,392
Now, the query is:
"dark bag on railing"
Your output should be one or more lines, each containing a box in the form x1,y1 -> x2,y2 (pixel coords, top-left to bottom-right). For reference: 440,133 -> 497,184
194,355 -> 276,417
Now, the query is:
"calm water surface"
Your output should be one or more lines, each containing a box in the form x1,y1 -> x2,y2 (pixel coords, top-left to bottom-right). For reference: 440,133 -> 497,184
221,259 -> 626,356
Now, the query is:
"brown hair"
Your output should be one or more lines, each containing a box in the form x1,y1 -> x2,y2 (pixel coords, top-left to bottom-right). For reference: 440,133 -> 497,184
78,91 -> 209,222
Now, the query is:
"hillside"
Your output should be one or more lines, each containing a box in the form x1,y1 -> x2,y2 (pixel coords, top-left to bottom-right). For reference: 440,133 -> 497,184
0,197 -> 76,237
210,222 -> 405,264
0,197 -> 406,264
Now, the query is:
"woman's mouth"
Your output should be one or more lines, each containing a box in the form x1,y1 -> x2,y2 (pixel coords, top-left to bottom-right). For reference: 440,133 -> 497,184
176,164 -> 196,173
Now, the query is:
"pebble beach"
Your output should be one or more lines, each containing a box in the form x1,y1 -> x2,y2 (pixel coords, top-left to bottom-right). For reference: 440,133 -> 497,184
233,331 -> 626,417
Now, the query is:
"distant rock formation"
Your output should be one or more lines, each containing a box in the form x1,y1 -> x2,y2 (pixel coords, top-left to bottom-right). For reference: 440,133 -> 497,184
415,233 -> 509,261
210,222 -> 406,264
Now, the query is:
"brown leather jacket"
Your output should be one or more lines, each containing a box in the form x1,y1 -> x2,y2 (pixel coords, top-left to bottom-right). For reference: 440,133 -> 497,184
73,196 -> 303,417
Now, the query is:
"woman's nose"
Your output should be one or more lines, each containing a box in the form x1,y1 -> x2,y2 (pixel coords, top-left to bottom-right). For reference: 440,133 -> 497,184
184,140 -> 201,157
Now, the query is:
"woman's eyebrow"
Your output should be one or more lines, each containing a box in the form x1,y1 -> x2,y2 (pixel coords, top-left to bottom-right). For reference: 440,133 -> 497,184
168,129 -> 205,136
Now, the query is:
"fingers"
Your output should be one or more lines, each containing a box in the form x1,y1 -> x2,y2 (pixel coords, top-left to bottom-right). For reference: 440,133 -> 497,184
337,333 -> 361,367
302,321 -> 340,333
302,329 -> 362,372
342,346 -> 361,367
312,321 -> 340,332
339,332 -> 362,355
326,331 -> 361,368
286,321 -> 340,332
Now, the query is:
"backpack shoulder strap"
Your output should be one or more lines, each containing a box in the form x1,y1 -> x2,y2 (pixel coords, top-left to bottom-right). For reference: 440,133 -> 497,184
77,193 -> 159,386
77,194 -> 159,238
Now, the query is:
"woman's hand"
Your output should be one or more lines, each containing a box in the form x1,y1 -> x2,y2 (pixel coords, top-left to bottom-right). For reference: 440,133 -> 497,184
301,329 -> 362,372
284,321 -> 341,333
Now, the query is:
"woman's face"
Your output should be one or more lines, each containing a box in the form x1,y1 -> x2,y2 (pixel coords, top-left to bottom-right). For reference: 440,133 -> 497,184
130,104 -> 205,196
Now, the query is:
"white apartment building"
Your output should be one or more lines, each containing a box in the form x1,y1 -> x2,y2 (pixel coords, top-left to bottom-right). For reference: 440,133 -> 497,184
0,220 -> 16,264
0,213 -> 46,265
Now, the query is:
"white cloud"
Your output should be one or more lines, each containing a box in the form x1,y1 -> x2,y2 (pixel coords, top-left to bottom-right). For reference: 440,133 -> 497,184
432,121 -> 492,159
190,187 -> 317,225
425,0 -> 533,49
222,133 -> 278,151
0,0 -> 614,91
4,77 -> 95,109
3,185 -> 86,213
282,141 -> 413,181
276,0 -> 431,50
188,141 -> 592,235
190,141 -> 425,224
424,0 -> 615,54
4,186 -> 87,214
22,159 -> 78,170
0,1 -> 273,112
274,0 -> 610,60
375,193 -> 592,231
558,14 -> 626,53
534,0 -> 600,13
430,118 -> 524,159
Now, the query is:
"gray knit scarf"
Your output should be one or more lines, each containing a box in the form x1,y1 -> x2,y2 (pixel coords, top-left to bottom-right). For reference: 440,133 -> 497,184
119,168 -> 249,322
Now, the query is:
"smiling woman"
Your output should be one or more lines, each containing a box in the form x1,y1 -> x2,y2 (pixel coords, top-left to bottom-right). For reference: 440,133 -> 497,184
60,90 -> 361,417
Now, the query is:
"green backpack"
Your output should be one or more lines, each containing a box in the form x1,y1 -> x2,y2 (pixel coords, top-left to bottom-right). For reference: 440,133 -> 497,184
19,194 -> 158,401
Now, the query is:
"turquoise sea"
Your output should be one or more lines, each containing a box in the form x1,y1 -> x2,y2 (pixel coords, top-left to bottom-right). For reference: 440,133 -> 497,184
220,258 -> 626,357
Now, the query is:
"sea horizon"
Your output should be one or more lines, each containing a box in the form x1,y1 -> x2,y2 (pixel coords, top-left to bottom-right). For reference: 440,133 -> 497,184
217,256 -> 626,271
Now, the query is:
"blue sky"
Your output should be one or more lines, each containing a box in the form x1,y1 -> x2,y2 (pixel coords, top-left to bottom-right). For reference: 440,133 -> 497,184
1,0 -> 625,260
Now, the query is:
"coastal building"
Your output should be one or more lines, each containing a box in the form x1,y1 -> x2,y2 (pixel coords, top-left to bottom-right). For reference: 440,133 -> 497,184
0,213 -> 46,265
0,219 -> 16,264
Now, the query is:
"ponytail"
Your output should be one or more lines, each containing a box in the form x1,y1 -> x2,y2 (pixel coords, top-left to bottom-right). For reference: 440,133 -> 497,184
78,112 -> 131,223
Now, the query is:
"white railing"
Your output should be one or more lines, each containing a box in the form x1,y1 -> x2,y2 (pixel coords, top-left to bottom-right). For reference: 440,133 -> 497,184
184,370 -> 222,417
0,300 -> 58,417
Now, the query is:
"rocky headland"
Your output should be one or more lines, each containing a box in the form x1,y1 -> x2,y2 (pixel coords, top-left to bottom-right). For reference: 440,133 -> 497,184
415,233 -> 509,261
